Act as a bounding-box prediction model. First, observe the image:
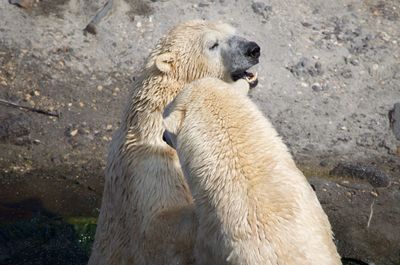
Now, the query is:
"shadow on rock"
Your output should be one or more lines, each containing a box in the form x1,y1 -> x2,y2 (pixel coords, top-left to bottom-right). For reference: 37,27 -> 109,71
310,176 -> 400,265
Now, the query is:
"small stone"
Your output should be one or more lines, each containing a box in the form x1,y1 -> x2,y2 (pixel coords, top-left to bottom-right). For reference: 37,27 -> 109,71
79,102 -> 85,107
380,32 -> 391,41
350,59 -> 359,66
97,85 -> 103,91
198,2 -> 209,7
69,129 -> 78,137
106,124 -> 113,131
301,22 -> 312,27
314,62 -> 322,71
33,90 -> 40,96
312,83 -> 322,92
389,103 -> 400,140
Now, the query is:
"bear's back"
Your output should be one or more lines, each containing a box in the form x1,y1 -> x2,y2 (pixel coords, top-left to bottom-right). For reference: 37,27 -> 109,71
178,78 -> 341,265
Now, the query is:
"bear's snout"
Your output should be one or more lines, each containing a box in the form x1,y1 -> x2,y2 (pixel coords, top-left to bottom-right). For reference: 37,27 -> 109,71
245,42 -> 261,59
222,36 -> 261,75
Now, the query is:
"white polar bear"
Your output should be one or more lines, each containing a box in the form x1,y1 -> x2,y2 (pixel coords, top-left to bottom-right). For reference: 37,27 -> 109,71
163,77 -> 341,265
89,20 -> 261,265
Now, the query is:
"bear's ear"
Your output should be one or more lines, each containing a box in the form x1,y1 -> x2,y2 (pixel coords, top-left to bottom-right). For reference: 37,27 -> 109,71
156,52 -> 175,73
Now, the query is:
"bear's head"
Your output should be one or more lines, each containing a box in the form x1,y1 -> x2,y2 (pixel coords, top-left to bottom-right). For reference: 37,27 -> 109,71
150,20 -> 260,84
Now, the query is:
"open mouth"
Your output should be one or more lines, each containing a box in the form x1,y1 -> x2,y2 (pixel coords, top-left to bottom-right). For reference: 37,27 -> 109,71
231,70 -> 258,88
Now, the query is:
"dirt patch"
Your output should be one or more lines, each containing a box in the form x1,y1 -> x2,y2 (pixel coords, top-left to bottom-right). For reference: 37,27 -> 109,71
367,0 -> 400,21
30,0 -> 71,18
126,0 -> 153,20
0,113 -> 31,145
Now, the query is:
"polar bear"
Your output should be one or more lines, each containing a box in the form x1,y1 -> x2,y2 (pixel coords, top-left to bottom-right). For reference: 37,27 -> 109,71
88,21 -> 261,265
163,77 -> 341,265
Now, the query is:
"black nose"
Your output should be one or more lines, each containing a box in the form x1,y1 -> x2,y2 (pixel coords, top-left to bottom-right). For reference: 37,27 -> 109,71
245,42 -> 261,59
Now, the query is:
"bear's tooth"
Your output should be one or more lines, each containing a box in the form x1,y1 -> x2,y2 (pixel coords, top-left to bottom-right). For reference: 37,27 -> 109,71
251,72 -> 258,82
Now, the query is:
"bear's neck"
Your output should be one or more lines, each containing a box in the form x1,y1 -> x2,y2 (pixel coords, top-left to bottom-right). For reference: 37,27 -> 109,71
122,71 -> 184,145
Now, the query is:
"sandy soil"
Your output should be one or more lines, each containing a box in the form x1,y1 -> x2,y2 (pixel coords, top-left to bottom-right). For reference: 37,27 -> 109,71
0,0 -> 399,264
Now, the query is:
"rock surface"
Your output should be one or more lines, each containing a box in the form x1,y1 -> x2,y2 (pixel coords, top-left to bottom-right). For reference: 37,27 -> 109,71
389,102 -> 400,141
330,162 -> 392,188
311,177 -> 400,265
0,0 -> 399,264
0,113 -> 31,145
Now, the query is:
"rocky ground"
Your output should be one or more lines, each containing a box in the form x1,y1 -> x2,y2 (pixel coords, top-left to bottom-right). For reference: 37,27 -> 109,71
0,0 -> 399,264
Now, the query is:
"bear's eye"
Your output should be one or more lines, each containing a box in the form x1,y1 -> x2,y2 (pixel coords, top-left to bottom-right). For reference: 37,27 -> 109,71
209,42 -> 219,50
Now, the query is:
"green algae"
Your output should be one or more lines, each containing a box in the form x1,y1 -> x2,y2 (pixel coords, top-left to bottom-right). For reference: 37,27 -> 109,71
0,213 -> 97,265
65,216 -> 97,256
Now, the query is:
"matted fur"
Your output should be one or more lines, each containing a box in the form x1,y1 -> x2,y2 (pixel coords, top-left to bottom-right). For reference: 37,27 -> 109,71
88,21 -> 251,265
164,78 -> 342,265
